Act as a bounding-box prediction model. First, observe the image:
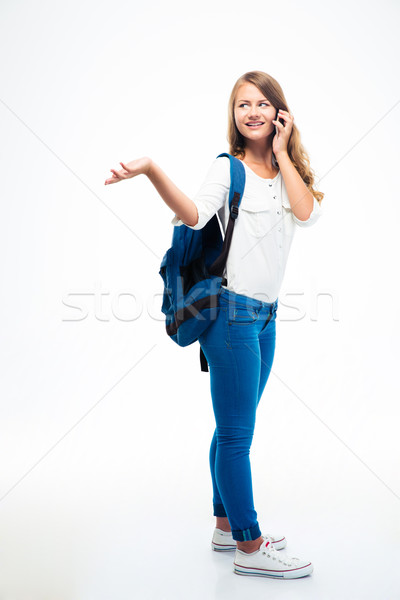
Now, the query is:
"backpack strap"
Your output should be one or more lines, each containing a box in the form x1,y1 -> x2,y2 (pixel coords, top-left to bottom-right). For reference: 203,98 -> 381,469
208,153 -> 246,279
201,154 -> 246,372
200,346 -> 208,372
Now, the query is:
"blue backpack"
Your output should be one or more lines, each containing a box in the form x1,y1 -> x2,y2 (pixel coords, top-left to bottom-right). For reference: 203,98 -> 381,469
159,153 -> 246,372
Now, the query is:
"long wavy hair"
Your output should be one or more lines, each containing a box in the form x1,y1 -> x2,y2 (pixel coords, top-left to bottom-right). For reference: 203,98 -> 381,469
227,71 -> 324,205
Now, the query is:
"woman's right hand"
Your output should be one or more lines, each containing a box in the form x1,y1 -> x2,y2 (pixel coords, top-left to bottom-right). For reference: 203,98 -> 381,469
104,157 -> 152,185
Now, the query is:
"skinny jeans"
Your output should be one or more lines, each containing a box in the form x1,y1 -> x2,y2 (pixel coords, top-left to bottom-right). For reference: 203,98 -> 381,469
198,286 -> 278,542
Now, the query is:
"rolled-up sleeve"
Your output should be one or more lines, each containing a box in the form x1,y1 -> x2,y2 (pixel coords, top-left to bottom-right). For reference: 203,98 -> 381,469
170,157 -> 230,230
292,196 -> 323,227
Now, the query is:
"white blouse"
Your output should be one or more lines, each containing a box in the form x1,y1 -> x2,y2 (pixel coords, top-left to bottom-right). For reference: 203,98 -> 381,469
171,156 -> 323,303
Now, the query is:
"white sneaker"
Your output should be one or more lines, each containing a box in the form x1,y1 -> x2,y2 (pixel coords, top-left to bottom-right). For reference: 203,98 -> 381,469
233,535 -> 313,579
211,528 -> 287,552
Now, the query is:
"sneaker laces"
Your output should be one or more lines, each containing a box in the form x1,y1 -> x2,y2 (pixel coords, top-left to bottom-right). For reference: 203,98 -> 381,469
261,536 -> 299,567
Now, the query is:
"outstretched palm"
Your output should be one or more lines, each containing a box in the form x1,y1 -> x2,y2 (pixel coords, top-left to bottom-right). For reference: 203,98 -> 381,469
104,157 -> 151,185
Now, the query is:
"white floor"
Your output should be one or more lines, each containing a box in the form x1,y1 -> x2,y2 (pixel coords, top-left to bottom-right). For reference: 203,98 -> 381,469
1,501 -> 399,600
0,395 -> 399,600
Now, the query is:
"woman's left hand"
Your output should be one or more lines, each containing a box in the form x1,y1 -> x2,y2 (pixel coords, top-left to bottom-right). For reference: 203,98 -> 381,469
272,109 -> 294,155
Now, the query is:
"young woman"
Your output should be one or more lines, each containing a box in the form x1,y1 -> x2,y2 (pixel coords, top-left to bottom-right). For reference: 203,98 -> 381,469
105,70 -> 324,580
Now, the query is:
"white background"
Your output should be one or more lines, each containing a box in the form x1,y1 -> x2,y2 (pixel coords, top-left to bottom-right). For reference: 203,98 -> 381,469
0,0 -> 399,598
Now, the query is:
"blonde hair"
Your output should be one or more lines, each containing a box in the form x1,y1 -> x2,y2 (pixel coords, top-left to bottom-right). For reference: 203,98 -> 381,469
227,70 -> 324,205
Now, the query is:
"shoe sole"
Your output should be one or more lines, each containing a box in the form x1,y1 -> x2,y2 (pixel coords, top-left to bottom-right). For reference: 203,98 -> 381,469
233,563 -> 313,579
211,541 -> 237,552
211,539 -> 287,552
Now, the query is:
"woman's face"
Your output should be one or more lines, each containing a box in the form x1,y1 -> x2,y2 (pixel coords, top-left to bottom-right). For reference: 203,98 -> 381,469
234,82 -> 276,142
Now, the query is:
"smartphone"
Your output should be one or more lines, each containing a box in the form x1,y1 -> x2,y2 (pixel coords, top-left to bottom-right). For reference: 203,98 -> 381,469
275,109 -> 285,126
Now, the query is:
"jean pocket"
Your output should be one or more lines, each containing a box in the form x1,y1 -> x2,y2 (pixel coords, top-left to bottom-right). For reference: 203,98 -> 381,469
229,305 -> 259,324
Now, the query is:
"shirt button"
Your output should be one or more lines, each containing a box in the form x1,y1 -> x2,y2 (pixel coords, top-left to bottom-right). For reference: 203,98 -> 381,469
273,196 -> 277,199
277,210 -> 281,214
278,227 -> 281,231
269,183 -> 272,187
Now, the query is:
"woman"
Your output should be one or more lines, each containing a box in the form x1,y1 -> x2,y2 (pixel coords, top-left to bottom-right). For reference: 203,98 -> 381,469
105,70 -> 324,580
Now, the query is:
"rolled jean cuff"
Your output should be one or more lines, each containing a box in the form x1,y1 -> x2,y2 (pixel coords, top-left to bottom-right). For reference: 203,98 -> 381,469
231,522 -> 262,542
213,503 -> 227,517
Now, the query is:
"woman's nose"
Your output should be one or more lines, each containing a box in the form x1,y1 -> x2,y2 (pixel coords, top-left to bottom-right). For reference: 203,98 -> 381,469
248,106 -> 260,117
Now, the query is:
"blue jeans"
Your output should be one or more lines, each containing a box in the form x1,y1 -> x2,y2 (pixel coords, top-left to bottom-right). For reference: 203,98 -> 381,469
198,286 -> 278,542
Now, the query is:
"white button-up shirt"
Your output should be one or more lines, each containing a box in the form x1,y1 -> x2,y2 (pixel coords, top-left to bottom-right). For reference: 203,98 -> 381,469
171,156 -> 323,303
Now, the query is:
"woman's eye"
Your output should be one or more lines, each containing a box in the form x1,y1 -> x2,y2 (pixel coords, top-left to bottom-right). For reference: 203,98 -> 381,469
239,103 -> 269,107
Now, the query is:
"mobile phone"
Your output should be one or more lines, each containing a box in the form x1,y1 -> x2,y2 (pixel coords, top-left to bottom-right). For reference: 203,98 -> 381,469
275,109 -> 285,126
